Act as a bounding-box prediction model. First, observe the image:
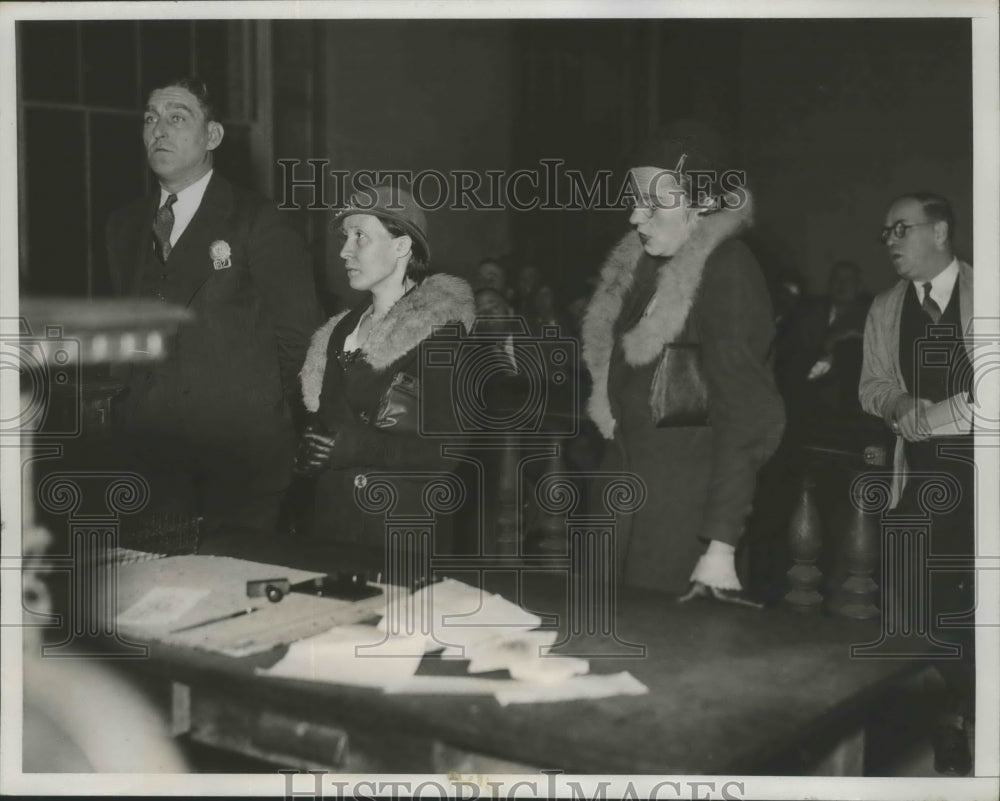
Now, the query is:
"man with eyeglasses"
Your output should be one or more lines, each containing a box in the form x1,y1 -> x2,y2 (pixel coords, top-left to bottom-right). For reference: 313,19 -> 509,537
859,192 -> 975,775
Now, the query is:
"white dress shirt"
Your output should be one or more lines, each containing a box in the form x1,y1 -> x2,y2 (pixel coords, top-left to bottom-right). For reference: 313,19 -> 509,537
158,169 -> 213,247
913,257 -> 959,312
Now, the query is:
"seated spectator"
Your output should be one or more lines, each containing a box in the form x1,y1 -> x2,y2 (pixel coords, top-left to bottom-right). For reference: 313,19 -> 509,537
783,260 -> 873,425
475,257 -> 512,300
474,285 -> 513,320
529,284 -> 572,336
511,262 -> 541,315
772,269 -> 805,329
473,286 -> 523,376
748,261 -> 874,602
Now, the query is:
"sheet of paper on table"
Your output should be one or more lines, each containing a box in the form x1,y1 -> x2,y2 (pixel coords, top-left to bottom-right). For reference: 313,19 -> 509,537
255,624 -> 427,687
257,576 -> 645,704
115,556 -> 386,656
117,585 -> 212,628
384,671 -> 649,706
378,578 -> 544,656
465,629 -> 561,673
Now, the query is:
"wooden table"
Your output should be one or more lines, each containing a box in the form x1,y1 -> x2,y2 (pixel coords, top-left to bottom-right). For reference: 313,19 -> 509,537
105,547 -> 928,776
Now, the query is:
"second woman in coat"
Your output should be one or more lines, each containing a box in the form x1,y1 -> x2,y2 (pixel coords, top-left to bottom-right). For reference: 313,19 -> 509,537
582,123 -> 785,604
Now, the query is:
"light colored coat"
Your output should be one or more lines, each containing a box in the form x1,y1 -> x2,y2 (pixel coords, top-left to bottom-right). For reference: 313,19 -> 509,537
858,260 -> 974,507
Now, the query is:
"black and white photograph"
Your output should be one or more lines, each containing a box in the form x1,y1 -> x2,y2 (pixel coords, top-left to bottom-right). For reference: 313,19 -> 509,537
1,2 -> 998,798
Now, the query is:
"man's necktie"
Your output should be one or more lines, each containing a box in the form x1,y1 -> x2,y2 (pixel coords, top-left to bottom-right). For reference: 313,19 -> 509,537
922,281 -> 942,323
153,194 -> 178,261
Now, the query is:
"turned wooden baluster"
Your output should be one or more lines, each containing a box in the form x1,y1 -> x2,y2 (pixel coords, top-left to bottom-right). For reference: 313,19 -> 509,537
494,431 -> 521,556
830,476 -> 880,620
784,475 -> 824,611
532,443 -> 569,555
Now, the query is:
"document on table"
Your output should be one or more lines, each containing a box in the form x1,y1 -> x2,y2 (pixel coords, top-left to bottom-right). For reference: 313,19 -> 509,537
256,624 -> 427,687
259,621 -> 645,704
115,555 -> 384,655
378,578 -> 543,655
383,671 -> 649,706
254,572 -> 645,704
117,586 -> 211,629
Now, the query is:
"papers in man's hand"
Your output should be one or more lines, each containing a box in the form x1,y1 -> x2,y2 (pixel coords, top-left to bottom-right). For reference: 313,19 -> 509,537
923,393 -> 974,436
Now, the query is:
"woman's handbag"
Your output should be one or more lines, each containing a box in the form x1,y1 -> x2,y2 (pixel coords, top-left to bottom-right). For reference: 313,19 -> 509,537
649,342 -> 710,427
372,371 -> 420,433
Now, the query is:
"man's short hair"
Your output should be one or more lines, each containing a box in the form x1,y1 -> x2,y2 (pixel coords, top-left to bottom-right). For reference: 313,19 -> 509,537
148,76 -> 217,122
894,192 -> 956,244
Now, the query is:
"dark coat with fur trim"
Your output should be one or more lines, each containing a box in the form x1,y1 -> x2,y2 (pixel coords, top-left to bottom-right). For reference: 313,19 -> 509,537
299,274 -> 475,567
582,199 -> 784,593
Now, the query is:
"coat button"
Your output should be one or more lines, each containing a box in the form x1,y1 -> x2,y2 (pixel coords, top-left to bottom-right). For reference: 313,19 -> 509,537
354,474 -> 368,489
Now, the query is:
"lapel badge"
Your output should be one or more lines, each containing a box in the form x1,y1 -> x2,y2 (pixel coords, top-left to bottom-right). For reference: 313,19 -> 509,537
210,239 -> 232,270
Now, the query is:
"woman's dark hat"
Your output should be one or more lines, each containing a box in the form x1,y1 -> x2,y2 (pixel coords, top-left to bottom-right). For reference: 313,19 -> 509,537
632,119 -> 733,181
333,184 -> 430,261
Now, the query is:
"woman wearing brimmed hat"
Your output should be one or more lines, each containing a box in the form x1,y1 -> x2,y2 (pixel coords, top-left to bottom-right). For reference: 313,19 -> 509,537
296,184 -> 475,564
582,121 -> 785,605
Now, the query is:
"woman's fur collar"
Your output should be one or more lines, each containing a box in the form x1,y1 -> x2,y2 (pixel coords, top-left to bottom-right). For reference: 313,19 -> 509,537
582,195 -> 754,439
300,273 -> 475,412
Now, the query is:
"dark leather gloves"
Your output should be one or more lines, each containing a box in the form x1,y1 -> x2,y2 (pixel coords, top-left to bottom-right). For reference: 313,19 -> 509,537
292,422 -> 338,476
293,420 -> 381,476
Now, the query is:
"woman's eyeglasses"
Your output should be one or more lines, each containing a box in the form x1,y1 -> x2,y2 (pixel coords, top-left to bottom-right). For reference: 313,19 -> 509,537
879,220 -> 936,244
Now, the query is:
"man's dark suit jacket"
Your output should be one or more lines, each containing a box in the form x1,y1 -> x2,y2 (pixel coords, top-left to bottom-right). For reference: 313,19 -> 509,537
106,171 -> 323,497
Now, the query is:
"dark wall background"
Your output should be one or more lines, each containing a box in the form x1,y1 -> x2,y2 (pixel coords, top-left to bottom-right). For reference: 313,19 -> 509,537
738,19 -> 972,296
505,18 -> 971,301
17,18 -> 972,308
319,20 -> 515,308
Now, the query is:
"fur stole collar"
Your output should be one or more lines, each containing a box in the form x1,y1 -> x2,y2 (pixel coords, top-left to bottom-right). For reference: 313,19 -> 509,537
582,195 -> 754,439
300,273 -> 475,412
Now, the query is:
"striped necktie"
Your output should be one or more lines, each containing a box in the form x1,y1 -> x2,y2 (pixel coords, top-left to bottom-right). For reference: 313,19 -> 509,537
921,282 -> 942,323
153,193 -> 178,261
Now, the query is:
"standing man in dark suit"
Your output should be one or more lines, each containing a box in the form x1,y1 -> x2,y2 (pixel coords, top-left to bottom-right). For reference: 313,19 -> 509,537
859,192 -> 975,775
107,77 -> 323,551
